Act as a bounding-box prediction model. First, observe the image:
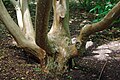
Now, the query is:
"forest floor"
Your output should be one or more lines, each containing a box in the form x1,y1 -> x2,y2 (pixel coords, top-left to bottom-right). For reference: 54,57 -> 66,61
0,4 -> 120,80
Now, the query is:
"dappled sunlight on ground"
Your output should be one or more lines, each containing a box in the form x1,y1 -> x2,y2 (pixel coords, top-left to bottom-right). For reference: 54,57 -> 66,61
92,41 -> 120,60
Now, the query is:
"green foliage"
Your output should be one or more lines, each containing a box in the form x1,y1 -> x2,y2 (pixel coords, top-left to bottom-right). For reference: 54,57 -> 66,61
33,67 -> 41,72
89,0 -> 119,22
78,0 -> 94,11
89,0 -> 120,40
69,0 -> 119,23
69,0 -> 94,11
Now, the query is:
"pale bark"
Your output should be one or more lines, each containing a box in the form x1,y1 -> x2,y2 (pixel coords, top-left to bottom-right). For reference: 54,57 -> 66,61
0,0 -> 25,45
22,0 -> 35,41
76,1 -> 120,55
10,0 -> 35,41
0,0 -> 46,66
10,0 -> 23,30
1,0 -> 72,73
0,0 -> 120,74
47,0 -> 71,73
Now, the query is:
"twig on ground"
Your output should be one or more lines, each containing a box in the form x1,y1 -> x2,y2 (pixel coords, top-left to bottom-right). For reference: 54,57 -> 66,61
98,60 -> 108,80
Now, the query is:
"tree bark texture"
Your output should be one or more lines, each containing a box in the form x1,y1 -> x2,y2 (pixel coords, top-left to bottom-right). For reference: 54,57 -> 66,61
0,0 -> 120,74
0,0 -> 46,66
35,0 -> 52,53
76,1 -> 120,54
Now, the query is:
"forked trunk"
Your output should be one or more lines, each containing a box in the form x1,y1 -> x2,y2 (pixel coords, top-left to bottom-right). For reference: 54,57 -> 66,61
0,0 -> 120,75
36,0 -> 72,73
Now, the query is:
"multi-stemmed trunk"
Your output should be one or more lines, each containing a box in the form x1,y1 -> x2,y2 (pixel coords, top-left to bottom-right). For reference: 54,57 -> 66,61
0,0 -> 120,74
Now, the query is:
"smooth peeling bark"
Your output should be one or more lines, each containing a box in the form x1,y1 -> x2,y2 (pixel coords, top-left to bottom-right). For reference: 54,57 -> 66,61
54,0 -> 72,72
49,0 -> 70,36
10,0 -> 23,30
79,1 -> 120,41
47,0 -> 72,73
61,0 -> 70,37
0,0 -> 25,45
22,0 -> 35,41
35,0 -> 52,52
76,1 -> 120,53
0,0 -> 46,66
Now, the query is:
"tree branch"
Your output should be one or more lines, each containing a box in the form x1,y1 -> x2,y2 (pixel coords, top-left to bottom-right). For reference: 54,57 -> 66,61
75,1 -> 120,55
78,1 -> 120,43
0,0 -> 46,67
0,0 -> 25,45
10,0 -> 23,30
22,0 -> 35,41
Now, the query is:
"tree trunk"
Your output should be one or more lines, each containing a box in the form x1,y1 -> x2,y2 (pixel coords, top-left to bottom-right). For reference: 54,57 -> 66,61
35,0 -> 52,53
0,0 -> 120,74
35,0 -> 72,73
0,0 -> 46,67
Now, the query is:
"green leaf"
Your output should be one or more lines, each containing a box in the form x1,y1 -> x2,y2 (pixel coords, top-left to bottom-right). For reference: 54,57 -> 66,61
33,68 -> 41,71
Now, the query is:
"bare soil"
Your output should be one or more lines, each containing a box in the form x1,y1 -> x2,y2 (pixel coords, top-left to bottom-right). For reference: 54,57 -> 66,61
0,7 -> 120,80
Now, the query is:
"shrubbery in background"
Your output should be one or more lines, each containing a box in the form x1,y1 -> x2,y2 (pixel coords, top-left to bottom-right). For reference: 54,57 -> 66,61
69,0 -> 119,22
